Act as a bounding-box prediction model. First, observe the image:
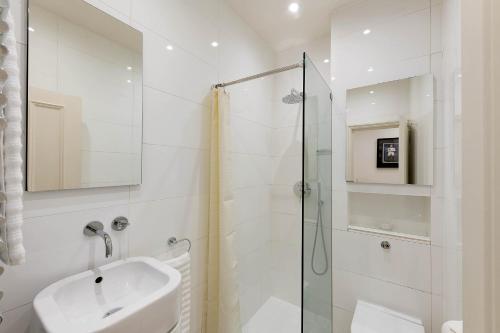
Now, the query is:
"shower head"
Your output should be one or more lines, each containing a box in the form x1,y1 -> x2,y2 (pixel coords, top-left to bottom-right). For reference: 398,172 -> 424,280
282,88 -> 303,104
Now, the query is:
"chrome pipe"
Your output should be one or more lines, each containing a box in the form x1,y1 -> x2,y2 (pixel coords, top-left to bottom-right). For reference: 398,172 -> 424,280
214,62 -> 303,88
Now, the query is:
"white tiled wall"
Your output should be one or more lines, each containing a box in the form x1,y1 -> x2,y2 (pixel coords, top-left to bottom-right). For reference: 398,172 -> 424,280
330,0 -> 461,332
438,0 -> 462,323
1,1 -> 276,332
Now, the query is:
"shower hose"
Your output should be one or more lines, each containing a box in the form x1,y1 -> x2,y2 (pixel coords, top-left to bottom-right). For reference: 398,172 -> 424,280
311,183 -> 329,276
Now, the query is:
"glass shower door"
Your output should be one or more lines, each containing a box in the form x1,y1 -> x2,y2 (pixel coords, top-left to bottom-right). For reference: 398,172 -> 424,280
302,53 -> 333,333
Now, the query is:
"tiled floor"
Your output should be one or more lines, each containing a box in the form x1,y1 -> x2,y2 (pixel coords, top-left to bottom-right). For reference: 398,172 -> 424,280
243,297 -> 301,333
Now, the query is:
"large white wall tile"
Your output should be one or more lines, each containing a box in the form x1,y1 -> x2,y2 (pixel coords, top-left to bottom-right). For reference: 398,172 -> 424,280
333,269 -> 432,330
431,245 -> 444,296
333,230 -> 432,292
331,0 -> 430,40
23,187 -> 130,218
332,306 -> 352,333
0,304 -> 35,333
432,294 -> 444,333
131,0 -> 218,66
233,186 -> 271,226
128,195 -> 208,256
231,116 -> 272,156
272,154 -> 301,186
142,87 -> 210,149
232,154 -> 272,189
271,185 -> 301,216
130,144 -> 209,202
142,31 -> 216,106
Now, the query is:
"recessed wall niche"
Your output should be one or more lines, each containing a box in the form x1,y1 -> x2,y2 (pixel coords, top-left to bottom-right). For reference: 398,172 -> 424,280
348,192 -> 430,241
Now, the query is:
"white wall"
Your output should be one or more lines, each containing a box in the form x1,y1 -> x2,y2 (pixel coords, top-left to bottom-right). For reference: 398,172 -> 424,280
1,1 -> 275,332
330,0 -> 460,332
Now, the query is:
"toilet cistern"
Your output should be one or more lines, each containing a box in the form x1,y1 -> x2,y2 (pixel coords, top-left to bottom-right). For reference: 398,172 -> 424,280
84,221 -> 113,258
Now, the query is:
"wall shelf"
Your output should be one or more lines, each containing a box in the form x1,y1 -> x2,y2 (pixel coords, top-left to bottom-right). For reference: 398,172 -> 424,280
348,225 -> 431,244
346,182 -> 431,197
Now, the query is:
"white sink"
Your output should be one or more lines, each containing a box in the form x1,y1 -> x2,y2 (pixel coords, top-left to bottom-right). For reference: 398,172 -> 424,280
34,257 -> 182,333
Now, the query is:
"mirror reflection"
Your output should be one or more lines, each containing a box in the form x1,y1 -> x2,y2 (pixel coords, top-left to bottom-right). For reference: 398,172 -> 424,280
27,0 -> 143,192
346,74 -> 434,185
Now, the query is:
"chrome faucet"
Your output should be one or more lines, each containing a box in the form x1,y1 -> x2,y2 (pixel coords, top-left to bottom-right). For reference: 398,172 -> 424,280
84,222 -> 113,258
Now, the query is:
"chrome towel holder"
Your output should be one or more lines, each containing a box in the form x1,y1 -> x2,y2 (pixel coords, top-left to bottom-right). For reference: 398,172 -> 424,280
167,237 -> 192,253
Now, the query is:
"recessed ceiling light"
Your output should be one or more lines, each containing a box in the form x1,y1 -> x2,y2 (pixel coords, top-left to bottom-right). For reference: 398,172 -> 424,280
369,90 -> 374,94
371,102 -> 376,105
323,59 -> 330,63
288,2 -> 300,13
331,77 -> 336,81
211,41 -> 219,47
166,45 -> 173,51
126,66 -> 133,71
28,27 -> 35,32
127,79 -> 132,83
367,67 -> 374,72
363,29 -> 371,35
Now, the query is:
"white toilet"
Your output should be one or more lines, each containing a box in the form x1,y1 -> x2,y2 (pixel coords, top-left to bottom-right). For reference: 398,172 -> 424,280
351,300 -> 425,333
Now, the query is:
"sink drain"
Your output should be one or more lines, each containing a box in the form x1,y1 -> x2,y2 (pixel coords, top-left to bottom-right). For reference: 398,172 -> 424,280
103,307 -> 123,318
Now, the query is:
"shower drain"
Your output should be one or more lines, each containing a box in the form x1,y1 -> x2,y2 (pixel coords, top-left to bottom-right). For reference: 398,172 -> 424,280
103,307 -> 123,318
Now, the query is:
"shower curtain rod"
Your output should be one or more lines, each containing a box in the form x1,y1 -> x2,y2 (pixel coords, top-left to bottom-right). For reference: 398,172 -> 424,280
213,62 -> 303,88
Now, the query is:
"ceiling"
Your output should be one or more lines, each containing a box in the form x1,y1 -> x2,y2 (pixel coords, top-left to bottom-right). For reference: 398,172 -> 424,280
226,0 -> 354,51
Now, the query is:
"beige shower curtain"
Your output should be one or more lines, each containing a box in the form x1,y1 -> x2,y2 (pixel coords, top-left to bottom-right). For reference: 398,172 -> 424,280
204,87 -> 242,333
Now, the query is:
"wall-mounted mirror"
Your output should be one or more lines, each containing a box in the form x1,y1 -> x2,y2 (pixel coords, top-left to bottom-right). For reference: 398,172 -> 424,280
345,74 -> 433,185
27,0 -> 143,192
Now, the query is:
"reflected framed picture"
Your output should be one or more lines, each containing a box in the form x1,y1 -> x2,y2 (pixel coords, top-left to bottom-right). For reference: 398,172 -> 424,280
377,138 -> 399,168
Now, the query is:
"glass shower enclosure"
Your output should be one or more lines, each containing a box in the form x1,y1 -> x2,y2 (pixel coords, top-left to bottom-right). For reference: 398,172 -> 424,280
302,53 -> 333,333
222,52 -> 332,333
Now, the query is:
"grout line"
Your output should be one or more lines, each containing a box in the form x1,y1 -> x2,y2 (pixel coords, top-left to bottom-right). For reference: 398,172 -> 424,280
334,267 -> 432,294
2,301 -> 33,315
144,84 -> 210,108
333,5 -> 435,41
142,142 -> 209,151
23,202 -> 130,222
128,192 -> 210,205
131,20 -> 218,70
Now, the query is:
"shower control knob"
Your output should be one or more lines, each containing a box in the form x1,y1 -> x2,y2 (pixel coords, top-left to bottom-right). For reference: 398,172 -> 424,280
293,181 -> 312,198
381,241 -> 391,250
111,216 -> 130,231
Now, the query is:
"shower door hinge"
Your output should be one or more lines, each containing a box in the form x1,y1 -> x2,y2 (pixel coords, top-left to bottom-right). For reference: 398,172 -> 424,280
330,92 -> 333,101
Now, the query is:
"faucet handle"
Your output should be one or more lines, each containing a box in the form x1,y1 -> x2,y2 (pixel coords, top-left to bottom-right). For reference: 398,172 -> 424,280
111,216 -> 129,231
84,221 -> 104,236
